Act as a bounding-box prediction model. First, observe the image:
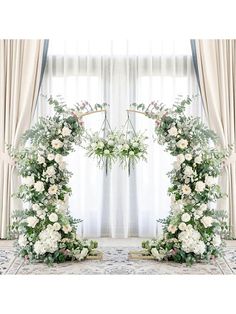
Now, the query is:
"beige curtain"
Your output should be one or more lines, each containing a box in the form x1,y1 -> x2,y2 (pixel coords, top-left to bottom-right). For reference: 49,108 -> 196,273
192,40 -> 236,237
0,40 -> 47,238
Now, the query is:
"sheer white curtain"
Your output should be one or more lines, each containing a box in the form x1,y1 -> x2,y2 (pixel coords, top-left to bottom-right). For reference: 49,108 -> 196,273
36,40 -> 201,238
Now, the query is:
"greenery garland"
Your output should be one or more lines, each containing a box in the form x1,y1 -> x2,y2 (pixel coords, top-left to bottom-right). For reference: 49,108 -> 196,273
130,97 -> 230,265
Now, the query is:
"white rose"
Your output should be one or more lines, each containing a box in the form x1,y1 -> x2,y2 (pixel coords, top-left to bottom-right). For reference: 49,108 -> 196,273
184,166 -> 193,177
22,175 -> 35,186
55,154 -> 63,164
61,126 -> 71,137
26,216 -> 39,228
167,224 -> 177,234
48,213 -> 58,223
46,166 -> 56,177
132,142 -> 139,148
18,234 -> 28,247
182,184 -> 191,195
194,155 -> 202,164
108,140 -> 114,146
53,222 -> 61,231
201,216 -> 213,228
51,139 -> 63,149
59,161 -> 66,171
168,126 -> 178,137
195,181 -> 206,193
205,175 -> 215,187
32,204 -> 40,211
56,200 -> 67,212
34,181 -> 44,193
47,153 -> 54,161
173,161 -> 181,170
199,204 -> 207,212
62,225 -> 72,234
97,141 -> 104,149
212,235 -> 221,247
177,139 -> 188,149
104,149 -> 110,155
179,222 -> 187,231
176,154 -> 185,164
185,154 -> 192,161
181,212 -> 191,222
37,155 -> 45,164
48,184 -> 58,195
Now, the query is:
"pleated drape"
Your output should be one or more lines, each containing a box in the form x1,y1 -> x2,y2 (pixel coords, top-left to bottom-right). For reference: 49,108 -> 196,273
191,39 -> 236,237
0,39 -> 49,238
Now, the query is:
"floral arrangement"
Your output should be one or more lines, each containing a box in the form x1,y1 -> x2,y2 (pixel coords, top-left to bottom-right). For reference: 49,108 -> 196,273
84,129 -> 148,174
84,130 -> 120,172
131,97 -> 230,265
116,131 -> 148,174
9,97 -> 105,265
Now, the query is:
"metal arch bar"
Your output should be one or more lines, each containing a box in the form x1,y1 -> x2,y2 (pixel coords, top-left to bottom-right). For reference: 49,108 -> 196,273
76,109 -> 107,118
126,109 -> 147,116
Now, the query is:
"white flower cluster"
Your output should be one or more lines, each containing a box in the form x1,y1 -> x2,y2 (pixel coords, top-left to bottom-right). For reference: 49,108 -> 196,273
85,130 -> 148,170
34,225 -> 61,255
178,225 -> 206,255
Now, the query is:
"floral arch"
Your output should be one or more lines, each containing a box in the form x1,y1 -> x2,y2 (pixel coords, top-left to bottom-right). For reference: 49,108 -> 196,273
135,97 -> 229,264
10,96 -> 229,265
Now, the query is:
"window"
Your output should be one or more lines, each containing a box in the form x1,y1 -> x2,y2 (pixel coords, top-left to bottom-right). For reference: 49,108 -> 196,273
36,40 -> 201,238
